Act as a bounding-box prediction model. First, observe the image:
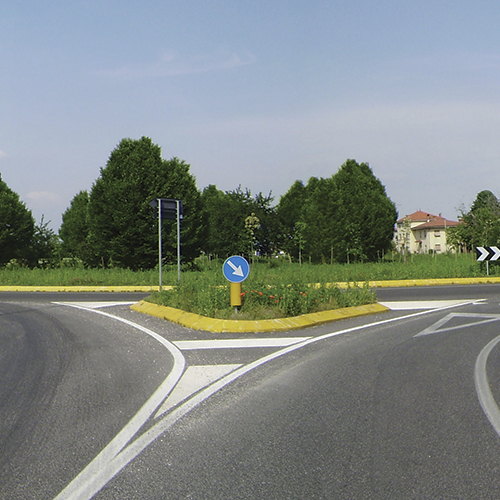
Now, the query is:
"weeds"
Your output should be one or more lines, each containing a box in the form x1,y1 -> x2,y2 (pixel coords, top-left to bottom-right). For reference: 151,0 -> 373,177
148,277 -> 376,320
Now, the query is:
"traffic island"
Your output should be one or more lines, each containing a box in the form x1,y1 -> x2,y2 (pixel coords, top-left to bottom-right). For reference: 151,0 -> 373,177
130,301 -> 389,333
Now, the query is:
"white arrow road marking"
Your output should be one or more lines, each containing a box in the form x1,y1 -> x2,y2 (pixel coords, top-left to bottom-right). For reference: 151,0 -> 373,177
227,259 -> 244,276
414,313 -> 500,337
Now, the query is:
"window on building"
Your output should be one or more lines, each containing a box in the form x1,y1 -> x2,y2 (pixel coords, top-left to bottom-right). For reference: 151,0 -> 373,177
435,230 -> 440,237
435,243 -> 441,252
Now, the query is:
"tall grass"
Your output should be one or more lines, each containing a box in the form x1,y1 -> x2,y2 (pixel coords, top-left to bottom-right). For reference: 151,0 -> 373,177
191,253 -> 487,284
147,277 -> 376,320
0,266 -> 159,286
0,253 -> 489,286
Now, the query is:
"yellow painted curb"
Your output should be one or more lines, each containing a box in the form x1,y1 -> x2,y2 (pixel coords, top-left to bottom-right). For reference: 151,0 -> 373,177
130,301 -> 389,333
1,277 -> 500,293
325,277 -> 500,288
367,277 -> 500,287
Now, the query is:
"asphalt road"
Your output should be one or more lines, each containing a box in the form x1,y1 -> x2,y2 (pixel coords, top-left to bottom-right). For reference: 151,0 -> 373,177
3,287 -> 500,498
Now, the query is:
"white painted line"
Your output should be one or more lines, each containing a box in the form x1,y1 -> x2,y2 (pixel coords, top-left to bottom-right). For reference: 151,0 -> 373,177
475,334 -> 500,437
55,301 -> 137,309
102,300 -> 479,485
52,303 -> 185,500
414,313 -> 500,337
173,337 -> 311,350
380,300 -> 479,310
155,365 -> 242,418
54,298 -> 475,499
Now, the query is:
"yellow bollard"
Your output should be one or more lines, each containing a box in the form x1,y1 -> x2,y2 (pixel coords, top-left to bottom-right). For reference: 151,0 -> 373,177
230,282 -> 242,307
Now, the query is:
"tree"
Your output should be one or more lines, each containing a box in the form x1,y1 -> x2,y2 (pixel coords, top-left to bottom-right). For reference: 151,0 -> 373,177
59,190 -> 92,263
27,216 -> 60,267
200,186 -> 278,259
245,212 -> 260,259
279,159 -> 397,264
301,176 -> 342,263
334,159 -> 397,262
251,191 -> 279,257
86,137 -> 203,269
276,180 -> 308,261
448,190 -> 500,249
0,173 -> 35,266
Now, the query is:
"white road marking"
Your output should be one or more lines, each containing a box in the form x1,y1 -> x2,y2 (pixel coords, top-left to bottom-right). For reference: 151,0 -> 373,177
475,335 -> 500,437
173,337 -> 311,350
52,303 -> 185,500
155,365 -> 242,418
56,301 -> 137,309
54,298 -> 477,499
380,299 -> 483,310
414,313 -> 500,337
412,311 -> 500,442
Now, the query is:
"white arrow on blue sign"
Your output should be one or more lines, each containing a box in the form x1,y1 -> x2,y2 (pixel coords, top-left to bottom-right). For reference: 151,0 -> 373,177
476,246 -> 500,261
223,256 -> 250,283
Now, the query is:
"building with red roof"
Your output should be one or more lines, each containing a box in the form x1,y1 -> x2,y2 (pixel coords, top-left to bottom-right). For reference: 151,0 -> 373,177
394,211 -> 460,254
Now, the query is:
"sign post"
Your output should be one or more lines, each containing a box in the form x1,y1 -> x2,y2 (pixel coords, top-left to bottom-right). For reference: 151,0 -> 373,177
223,256 -> 250,311
149,198 -> 183,289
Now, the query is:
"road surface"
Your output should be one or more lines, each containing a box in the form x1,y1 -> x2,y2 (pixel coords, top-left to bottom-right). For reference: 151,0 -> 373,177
2,287 -> 500,498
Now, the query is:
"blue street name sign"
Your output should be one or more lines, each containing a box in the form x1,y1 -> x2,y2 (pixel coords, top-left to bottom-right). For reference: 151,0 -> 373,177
223,256 -> 250,283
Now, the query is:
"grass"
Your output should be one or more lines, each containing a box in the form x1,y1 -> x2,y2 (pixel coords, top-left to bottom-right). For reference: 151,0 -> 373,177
147,278 -> 376,320
0,253 -> 493,319
0,266 -> 159,286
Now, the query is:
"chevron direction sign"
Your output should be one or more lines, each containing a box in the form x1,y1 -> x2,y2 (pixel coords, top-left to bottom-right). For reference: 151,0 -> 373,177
476,246 -> 500,262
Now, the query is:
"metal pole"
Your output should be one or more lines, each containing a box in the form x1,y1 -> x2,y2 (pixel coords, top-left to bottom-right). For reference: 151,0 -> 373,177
176,199 -> 181,284
158,198 -> 162,291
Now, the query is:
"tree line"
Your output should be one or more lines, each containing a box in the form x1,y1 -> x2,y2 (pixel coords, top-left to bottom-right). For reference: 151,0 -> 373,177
1,137 -> 398,269
447,190 -> 500,251
0,174 -> 59,267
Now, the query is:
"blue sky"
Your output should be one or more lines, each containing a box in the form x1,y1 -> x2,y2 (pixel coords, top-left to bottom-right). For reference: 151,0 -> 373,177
2,1 -> 500,230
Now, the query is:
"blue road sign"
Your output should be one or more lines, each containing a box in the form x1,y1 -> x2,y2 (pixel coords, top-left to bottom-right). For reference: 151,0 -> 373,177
223,256 -> 250,283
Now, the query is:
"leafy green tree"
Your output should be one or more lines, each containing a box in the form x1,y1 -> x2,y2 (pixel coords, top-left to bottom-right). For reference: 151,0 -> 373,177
294,221 -> 307,264
59,190 -> 92,263
448,190 -> 500,249
0,173 -> 35,266
334,159 -> 397,262
27,216 -> 61,267
201,186 -> 255,258
276,180 -> 308,261
86,137 -> 203,269
245,212 -> 260,259
280,159 -> 397,263
471,190 -> 500,214
251,191 -> 279,257
200,185 -> 244,257
201,186 -> 278,259
301,176 -> 343,263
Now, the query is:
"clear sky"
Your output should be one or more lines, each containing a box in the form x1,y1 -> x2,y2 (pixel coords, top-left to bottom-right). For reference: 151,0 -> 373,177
2,0 -> 500,230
